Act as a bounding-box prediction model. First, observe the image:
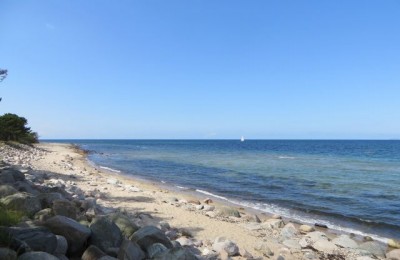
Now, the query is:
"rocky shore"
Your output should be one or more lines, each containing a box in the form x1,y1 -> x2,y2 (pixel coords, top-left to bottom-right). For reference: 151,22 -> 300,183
0,142 -> 399,260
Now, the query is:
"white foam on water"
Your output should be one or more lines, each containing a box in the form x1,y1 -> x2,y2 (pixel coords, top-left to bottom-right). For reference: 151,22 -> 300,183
176,185 -> 190,190
161,180 -> 166,183
278,156 -> 295,159
196,189 -> 230,201
195,189 -> 389,243
99,166 -> 121,173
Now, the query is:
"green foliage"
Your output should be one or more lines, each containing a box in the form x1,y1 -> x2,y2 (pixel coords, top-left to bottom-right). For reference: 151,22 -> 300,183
0,204 -> 24,226
0,113 -> 38,143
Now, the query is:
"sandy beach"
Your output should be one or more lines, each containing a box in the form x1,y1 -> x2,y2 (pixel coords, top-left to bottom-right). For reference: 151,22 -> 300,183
1,141 -> 399,260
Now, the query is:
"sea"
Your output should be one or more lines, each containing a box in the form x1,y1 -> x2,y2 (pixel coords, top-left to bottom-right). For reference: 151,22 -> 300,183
46,139 -> 400,241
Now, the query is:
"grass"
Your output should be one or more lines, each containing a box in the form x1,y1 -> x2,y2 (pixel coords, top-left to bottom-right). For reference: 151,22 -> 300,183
0,204 -> 24,227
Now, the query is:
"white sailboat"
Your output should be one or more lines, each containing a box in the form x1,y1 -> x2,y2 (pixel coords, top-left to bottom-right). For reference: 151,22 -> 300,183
240,136 -> 245,142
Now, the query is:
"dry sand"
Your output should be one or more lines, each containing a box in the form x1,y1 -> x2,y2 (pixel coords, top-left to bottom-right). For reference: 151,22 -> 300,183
31,142 -> 267,258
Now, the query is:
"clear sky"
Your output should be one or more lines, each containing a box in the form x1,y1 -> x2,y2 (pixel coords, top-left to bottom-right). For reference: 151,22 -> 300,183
1,1 -> 399,139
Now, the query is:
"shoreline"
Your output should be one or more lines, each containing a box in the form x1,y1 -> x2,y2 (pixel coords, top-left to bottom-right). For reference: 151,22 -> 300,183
82,147 -> 392,244
1,141 -> 399,259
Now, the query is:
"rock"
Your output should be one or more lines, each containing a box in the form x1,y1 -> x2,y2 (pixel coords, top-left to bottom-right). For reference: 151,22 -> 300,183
254,242 -> 273,257
314,223 -> 328,229
389,239 -> 400,249
82,245 -> 106,260
176,237 -> 194,247
282,239 -> 301,250
312,239 -> 338,254
0,192 -> 41,216
271,214 -> 282,219
239,248 -> 253,258
332,234 -> 358,249
188,199 -> 201,205
52,200 -> 77,219
213,237 -> 239,256
33,208 -> 53,221
118,239 -> 145,260
147,243 -> 168,258
3,227 -> 57,254
251,214 -> 261,223
0,247 -> 17,260
153,247 -> 197,260
363,236 -> 373,242
217,207 -> 241,218
203,198 -> 213,204
302,250 -> 318,260
109,213 -> 140,238
158,221 -> 171,231
306,231 -> 328,243
44,215 -> 91,255
195,205 -> 204,210
107,178 -> 120,185
54,235 -> 68,255
130,226 -> 173,253
262,219 -> 284,230
165,230 -> 178,240
37,192 -> 66,208
387,249 -> 400,260
0,185 -> 18,198
0,170 -> 15,183
89,216 -> 123,252
13,181 -> 39,195
299,225 -> 315,233
280,223 -> 298,240
18,251 -> 59,260
358,241 -> 386,258
299,237 -> 312,248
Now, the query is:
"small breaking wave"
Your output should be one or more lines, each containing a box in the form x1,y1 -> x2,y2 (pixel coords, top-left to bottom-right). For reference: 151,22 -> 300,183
99,166 -> 121,173
278,156 -> 295,159
195,189 -> 389,243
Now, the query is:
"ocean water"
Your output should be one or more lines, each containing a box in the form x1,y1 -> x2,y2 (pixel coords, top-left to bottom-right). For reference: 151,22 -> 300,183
50,140 -> 400,240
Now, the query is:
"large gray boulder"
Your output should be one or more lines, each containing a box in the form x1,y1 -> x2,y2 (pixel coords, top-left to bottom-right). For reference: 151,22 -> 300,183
5,168 -> 25,181
358,241 -> 386,258
82,245 -> 106,260
118,239 -> 145,260
13,181 -> 40,195
109,213 -> 140,238
0,185 -> 18,198
0,193 -> 41,216
18,251 -> 59,260
54,235 -> 68,255
130,226 -> 173,253
89,216 -> 123,252
3,227 -> 57,254
44,215 -> 91,255
312,239 -> 338,254
280,223 -> 298,240
332,234 -> 358,249
153,247 -> 197,260
387,249 -> 400,260
52,200 -> 77,219
0,170 -> 16,183
37,192 -> 65,208
0,247 -> 17,260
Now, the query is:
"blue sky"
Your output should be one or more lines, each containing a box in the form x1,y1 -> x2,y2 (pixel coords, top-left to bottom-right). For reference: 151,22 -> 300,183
1,1 -> 399,139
